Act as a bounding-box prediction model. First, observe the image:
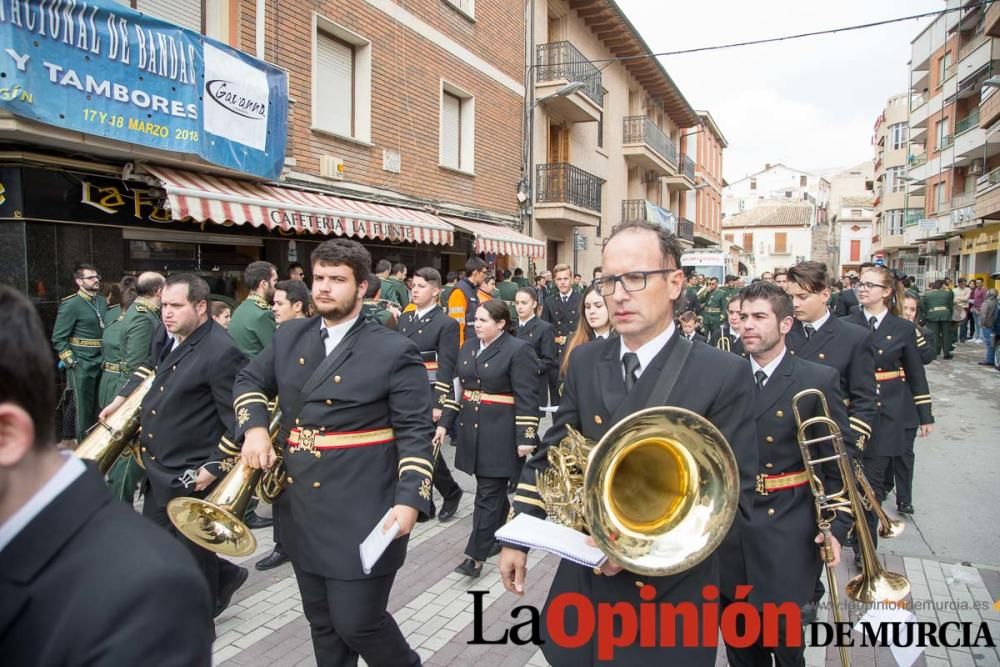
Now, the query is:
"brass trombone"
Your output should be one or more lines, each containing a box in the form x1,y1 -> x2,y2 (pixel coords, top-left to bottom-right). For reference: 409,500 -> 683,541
537,406 -> 739,576
76,373 -> 155,474
854,461 -> 905,538
167,403 -> 286,557
792,389 -> 909,614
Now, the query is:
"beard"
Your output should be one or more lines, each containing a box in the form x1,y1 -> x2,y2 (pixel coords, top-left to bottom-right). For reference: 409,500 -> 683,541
314,290 -> 359,321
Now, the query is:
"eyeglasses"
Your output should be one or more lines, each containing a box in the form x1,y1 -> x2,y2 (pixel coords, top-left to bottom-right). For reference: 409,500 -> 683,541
856,282 -> 886,291
592,269 -> 675,296
80,274 -> 100,281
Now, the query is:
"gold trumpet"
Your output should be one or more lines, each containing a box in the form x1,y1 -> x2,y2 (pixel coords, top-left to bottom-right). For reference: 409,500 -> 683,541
716,335 -> 732,353
537,406 -> 739,576
792,389 -> 909,613
167,403 -> 286,557
76,373 -> 155,474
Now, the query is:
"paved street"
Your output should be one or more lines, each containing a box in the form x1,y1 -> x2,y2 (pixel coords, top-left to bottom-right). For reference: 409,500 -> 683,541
213,341 -> 1000,667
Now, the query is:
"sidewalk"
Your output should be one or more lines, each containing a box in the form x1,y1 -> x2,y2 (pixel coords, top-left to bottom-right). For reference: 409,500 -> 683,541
214,346 -> 1000,666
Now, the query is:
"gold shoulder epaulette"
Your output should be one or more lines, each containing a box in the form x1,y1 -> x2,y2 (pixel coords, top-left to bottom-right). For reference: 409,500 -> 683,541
61,293 -> 77,302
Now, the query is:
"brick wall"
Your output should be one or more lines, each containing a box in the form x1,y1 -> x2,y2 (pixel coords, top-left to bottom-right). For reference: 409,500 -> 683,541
976,183 -> 1000,220
238,0 -> 524,218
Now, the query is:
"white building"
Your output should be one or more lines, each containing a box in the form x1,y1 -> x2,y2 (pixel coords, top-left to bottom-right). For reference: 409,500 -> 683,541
836,196 -> 876,278
722,202 -> 813,278
723,163 -> 830,225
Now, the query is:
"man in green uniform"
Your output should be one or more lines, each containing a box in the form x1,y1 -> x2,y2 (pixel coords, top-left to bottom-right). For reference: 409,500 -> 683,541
496,269 -> 519,321
52,263 -> 108,441
229,261 -> 278,359
512,268 -> 529,289
107,272 -> 165,502
701,277 -> 729,333
97,299 -> 128,410
361,276 -> 398,328
922,279 -> 955,359
380,263 -> 410,309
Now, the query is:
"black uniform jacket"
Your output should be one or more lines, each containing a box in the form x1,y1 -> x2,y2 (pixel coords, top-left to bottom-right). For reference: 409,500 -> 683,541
0,465 -> 213,666
833,288 -> 859,317
846,311 -> 933,457
722,353 -> 852,608
515,316 -> 556,409
512,331 -> 757,667
680,331 -> 707,343
439,331 -> 540,478
397,305 -> 459,408
916,325 -> 936,364
710,323 -> 747,357
541,291 -> 582,347
119,318 -> 246,504
233,316 -> 435,580
786,316 -> 878,454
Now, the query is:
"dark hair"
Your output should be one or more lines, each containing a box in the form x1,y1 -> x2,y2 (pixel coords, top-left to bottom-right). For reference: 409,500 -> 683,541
446,271 -> 458,283
860,262 -> 876,271
861,266 -> 905,316
312,239 -> 371,285
365,275 -> 382,299
375,259 -> 392,274
414,267 -> 442,288
119,280 -> 138,313
739,281 -> 794,321
725,274 -> 739,283
786,261 -> 830,294
391,262 -> 406,276
605,220 -> 682,270
593,266 -> 602,277
464,256 -> 488,274
73,263 -> 97,279
288,261 -> 304,273
275,279 -> 310,307
0,286 -> 57,447
514,268 -> 524,276
244,261 -> 276,291
678,310 -> 698,323
503,270 -> 512,280
136,272 -> 165,297
211,301 -> 231,318
165,273 -> 211,305
516,287 -> 538,303
479,299 -> 510,326
773,269 -> 788,279
482,274 -> 496,285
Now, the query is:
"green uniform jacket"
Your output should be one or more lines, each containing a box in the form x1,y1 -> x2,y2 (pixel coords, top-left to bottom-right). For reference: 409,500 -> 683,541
229,294 -> 276,358
702,288 -> 730,331
512,276 -> 529,289
97,306 -> 125,408
921,288 -> 954,322
380,277 -> 410,309
496,279 -> 520,321
121,296 -> 161,377
52,290 -> 109,366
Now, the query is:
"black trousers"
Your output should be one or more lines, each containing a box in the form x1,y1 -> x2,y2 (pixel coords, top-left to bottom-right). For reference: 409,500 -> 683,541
142,485 -> 241,608
433,454 -> 462,504
466,475 -> 509,562
860,455 -> 891,550
724,614 -> 805,667
293,565 -> 419,667
272,497 -> 284,553
892,429 -> 917,508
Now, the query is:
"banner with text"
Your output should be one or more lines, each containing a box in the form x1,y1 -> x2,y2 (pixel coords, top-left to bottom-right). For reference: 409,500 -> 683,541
0,0 -> 288,180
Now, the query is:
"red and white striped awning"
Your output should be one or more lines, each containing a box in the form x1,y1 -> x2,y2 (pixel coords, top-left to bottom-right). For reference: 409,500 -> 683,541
444,217 -> 545,258
145,166 -> 454,246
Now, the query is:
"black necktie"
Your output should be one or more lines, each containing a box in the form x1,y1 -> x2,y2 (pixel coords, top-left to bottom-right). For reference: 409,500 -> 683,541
319,327 -> 329,357
868,316 -> 877,331
755,369 -> 767,389
622,353 -> 640,392
804,324 -> 816,340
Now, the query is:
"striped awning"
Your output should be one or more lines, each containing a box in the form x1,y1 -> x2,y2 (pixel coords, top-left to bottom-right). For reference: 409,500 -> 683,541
145,166 -> 454,246
444,217 -> 544,258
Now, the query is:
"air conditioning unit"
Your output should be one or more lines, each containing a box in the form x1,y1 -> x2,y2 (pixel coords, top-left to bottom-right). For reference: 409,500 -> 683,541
970,158 -> 985,175
320,155 -> 345,180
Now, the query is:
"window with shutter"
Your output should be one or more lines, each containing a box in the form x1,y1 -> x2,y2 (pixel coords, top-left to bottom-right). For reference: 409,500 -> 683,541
742,233 -> 753,251
850,240 -> 861,262
774,232 -> 788,254
441,92 -> 461,169
135,0 -> 202,33
316,33 -> 354,137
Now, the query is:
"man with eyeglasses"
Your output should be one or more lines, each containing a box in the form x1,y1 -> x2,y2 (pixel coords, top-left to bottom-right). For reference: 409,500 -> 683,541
502,220 -> 756,666
51,263 -> 108,442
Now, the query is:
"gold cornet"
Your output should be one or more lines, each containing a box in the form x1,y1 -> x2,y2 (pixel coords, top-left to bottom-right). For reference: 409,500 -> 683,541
76,373 -> 155,474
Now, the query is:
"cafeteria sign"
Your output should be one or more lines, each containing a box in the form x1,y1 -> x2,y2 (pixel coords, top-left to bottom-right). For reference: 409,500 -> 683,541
0,0 -> 288,180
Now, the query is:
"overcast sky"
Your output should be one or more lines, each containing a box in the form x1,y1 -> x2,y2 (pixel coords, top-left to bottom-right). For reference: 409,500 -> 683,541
615,0 -> 943,181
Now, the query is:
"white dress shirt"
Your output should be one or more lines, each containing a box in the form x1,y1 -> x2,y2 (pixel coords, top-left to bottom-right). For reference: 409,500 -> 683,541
805,308 -> 831,333
415,304 -> 436,320
0,452 -> 85,554
860,307 -> 888,331
518,315 -> 535,328
618,322 -> 676,381
750,347 -> 787,387
322,315 -> 360,356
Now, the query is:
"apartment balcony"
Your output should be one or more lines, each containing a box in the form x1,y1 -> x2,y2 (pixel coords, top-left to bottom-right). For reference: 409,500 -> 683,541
910,96 -> 931,129
981,86 -> 1000,128
535,163 -> 604,227
621,198 -> 675,231
535,42 -> 603,124
879,233 -> 909,252
957,35 -> 996,84
622,116 -> 677,176
678,217 -> 695,243
976,166 -> 1000,220
950,191 -> 979,230
665,154 -> 696,191
694,223 -> 721,246
987,1 -> 1000,37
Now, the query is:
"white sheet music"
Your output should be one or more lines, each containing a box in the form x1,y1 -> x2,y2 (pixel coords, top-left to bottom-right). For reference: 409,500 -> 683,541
359,509 -> 400,575
495,514 -> 607,568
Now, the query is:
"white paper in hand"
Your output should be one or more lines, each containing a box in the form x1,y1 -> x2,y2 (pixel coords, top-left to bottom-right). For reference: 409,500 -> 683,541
854,606 -> 922,667
495,514 -> 606,568
360,509 -> 400,575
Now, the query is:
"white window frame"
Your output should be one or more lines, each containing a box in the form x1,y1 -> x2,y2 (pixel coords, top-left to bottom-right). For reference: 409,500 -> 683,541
311,14 -> 372,144
889,123 -> 908,151
886,166 -> 905,194
443,0 -> 475,21
439,80 -> 475,175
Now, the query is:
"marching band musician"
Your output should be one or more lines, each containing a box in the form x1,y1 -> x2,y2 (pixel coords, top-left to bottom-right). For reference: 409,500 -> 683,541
515,287 -> 557,413
501,221 -> 757,666
0,286 -> 214,666
722,282 -> 851,666
847,266 -> 933,527
235,239 -> 434,667
541,264 -> 582,409
710,295 -> 747,357
436,300 -> 540,579
99,274 -> 250,617
678,310 -> 708,342
397,267 -> 464,523
558,286 -> 615,381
